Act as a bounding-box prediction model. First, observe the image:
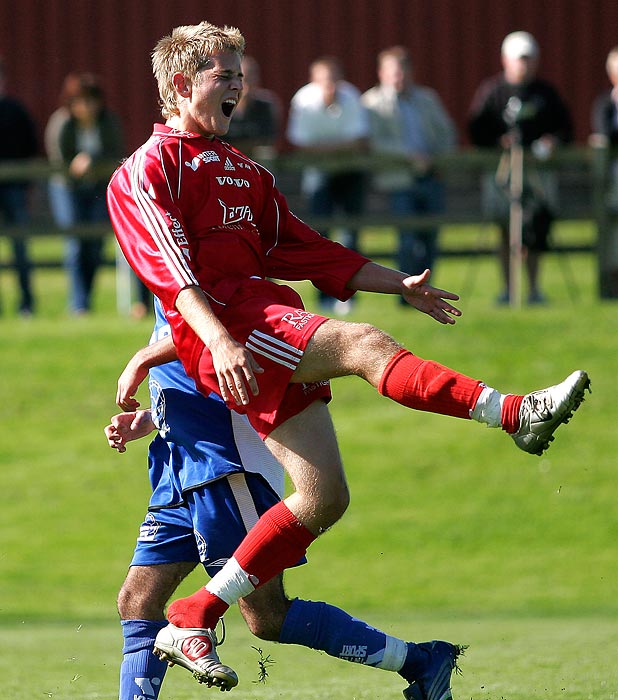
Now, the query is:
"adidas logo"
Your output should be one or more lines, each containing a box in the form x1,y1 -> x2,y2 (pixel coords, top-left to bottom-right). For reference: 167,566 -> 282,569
224,157 -> 236,171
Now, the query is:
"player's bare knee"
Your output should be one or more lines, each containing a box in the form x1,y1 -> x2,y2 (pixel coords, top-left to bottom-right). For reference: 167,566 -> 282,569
117,564 -> 193,619
340,322 -> 399,377
117,585 -> 130,618
332,480 -> 351,518
316,479 -> 350,529
344,322 -> 384,347
320,498 -> 349,530
118,583 -> 158,619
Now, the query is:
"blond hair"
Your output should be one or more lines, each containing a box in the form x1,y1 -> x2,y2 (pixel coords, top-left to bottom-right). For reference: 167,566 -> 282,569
152,21 -> 245,119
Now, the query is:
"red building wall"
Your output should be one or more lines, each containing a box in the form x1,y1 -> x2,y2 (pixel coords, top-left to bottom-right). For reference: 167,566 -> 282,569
1,0 -> 617,153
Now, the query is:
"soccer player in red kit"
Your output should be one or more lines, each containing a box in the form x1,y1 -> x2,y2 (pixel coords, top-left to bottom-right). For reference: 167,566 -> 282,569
107,21 -> 589,699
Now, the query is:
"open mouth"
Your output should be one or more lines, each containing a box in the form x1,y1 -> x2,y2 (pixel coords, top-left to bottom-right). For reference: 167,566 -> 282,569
222,99 -> 237,118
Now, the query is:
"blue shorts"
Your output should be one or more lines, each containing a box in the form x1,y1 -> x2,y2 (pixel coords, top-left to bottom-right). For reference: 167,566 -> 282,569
130,472 -> 289,577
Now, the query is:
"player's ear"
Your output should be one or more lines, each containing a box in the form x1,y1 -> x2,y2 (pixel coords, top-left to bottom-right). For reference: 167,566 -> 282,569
172,72 -> 191,98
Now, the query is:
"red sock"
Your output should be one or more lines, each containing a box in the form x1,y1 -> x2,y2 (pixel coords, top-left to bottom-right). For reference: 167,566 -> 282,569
234,501 -> 316,582
167,502 -> 316,630
378,349 -> 484,419
167,588 -> 227,629
500,394 -> 524,433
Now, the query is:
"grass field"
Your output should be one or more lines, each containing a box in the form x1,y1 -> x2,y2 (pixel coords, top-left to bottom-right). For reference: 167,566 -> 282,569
2,615 -> 618,699
0,224 -> 617,698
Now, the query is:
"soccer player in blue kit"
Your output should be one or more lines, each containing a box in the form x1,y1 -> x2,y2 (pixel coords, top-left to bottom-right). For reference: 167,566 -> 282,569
106,298 -> 464,700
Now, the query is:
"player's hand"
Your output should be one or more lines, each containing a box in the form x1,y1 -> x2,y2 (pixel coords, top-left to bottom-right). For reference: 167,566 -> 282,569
116,358 -> 149,411
401,269 -> 462,324
104,410 -> 156,453
211,336 -> 264,407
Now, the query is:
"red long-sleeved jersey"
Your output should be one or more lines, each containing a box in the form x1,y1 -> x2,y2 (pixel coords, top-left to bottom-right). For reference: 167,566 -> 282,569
107,124 -> 369,320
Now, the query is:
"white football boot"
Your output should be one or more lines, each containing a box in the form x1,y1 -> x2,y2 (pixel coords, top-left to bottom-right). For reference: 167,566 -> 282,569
154,623 -> 238,690
511,370 -> 590,455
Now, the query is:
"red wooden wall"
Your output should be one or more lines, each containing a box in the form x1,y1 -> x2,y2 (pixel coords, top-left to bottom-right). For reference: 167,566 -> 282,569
1,0 -> 617,153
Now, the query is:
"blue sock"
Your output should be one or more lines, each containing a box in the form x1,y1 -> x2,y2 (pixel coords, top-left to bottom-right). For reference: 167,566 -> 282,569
119,619 -> 169,700
279,598 -> 408,671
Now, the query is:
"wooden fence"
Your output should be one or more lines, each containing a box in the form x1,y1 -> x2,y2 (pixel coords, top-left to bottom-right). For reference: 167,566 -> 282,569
1,146 -> 616,303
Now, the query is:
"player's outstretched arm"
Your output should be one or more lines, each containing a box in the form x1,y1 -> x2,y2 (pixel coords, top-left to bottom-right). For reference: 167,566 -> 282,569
104,410 -> 156,453
346,262 -> 462,325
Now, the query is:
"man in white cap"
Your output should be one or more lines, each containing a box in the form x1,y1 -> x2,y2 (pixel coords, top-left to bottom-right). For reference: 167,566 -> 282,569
467,31 -> 573,304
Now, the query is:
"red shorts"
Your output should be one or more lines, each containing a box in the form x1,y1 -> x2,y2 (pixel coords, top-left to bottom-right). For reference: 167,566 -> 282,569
178,279 -> 332,438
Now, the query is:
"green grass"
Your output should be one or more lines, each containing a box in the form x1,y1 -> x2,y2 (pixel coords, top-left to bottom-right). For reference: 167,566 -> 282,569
2,615 -> 618,699
0,223 -> 617,698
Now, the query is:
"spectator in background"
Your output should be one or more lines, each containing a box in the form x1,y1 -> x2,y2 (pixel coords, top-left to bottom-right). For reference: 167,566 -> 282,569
56,74 -> 124,314
468,31 -> 573,305
287,56 -> 369,314
225,55 -> 281,159
592,46 -> 618,148
591,46 -> 618,206
0,55 -> 38,316
45,72 -> 81,230
590,46 -> 618,296
362,46 -> 456,301
47,74 -> 149,319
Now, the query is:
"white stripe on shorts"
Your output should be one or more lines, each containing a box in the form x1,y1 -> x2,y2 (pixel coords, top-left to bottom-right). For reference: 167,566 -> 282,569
246,329 -> 303,370
227,473 -> 260,533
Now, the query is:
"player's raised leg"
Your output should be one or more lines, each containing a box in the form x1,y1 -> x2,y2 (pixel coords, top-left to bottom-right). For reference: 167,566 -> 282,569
291,318 -> 590,456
